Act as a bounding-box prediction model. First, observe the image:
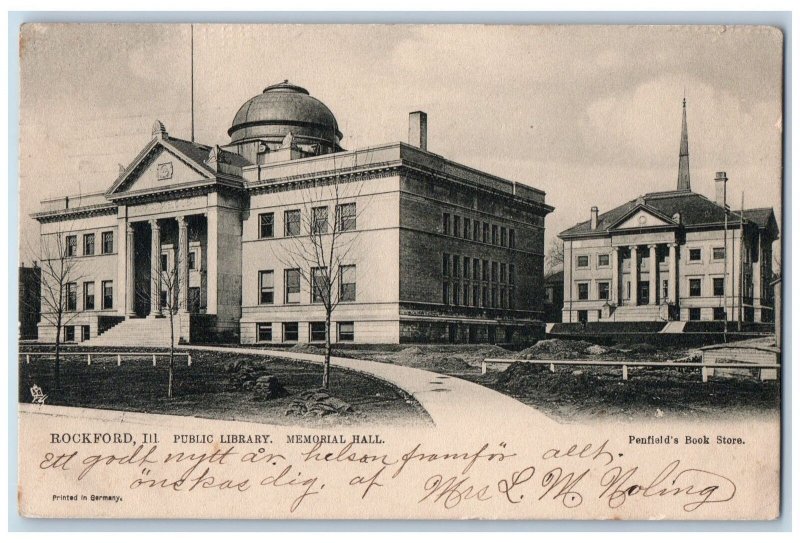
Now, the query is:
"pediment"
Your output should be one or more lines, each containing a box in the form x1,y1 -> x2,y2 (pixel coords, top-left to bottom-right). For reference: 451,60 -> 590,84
107,140 -> 214,198
611,207 -> 674,230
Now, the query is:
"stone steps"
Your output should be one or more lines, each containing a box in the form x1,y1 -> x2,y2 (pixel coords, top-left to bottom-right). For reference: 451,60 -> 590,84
84,317 -> 182,347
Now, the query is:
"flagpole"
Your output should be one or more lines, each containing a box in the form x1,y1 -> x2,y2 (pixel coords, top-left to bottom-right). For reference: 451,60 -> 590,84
190,24 -> 195,142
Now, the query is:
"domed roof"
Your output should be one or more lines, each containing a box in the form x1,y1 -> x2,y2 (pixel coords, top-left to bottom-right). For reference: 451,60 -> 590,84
228,81 -> 343,150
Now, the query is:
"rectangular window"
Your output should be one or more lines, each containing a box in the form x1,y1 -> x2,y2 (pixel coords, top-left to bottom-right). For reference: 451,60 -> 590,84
463,256 -> 470,279
463,218 -> 471,239
578,282 -> 589,300
491,286 -> 498,307
312,267 -> 329,303
339,265 -> 356,302
442,253 -> 450,277
689,278 -> 702,297
257,323 -> 273,342
598,254 -> 610,267
452,256 -> 460,278
442,282 -> 450,305
473,259 -> 480,281
285,269 -> 301,303
509,264 -> 516,285
336,202 -> 357,231
102,280 -> 113,310
509,229 -> 516,249
482,259 -> 490,281
509,287 -> 516,309
83,233 -> 95,256
492,225 -> 499,245
491,261 -> 498,282
285,210 -> 301,236
500,263 -> 507,283
713,307 -> 726,321
473,221 -> 481,241
66,283 -> 77,311
310,322 -> 327,342
283,322 -> 299,342
500,226 -> 507,247
499,288 -> 507,308
483,222 -> 490,243
66,235 -> 77,257
577,255 -> 589,268
689,308 -> 702,321
689,248 -> 702,261
81,325 -> 90,341
188,251 -> 196,270
598,282 -> 610,300
161,254 -> 168,272
713,247 -> 725,260
662,279 -> 669,300
101,231 -> 114,254
259,212 -> 275,238
160,290 -> 168,309
83,282 -> 95,310
472,285 -> 480,307
259,270 -> 274,304
338,322 -> 355,342
713,277 -> 725,296
64,326 -> 75,342
312,207 -> 329,234
482,286 -> 488,307
453,282 -> 461,305
453,215 -> 461,237
442,213 -> 451,235
463,283 -> 470,306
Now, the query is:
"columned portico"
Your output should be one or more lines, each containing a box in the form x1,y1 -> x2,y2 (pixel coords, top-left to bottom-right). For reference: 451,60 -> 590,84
126,223 -> 136,317
630,245 -> 639,306
177,215 -> 189,313
668,243 -> 678,304
149,219 -> 163,317
648,244 -> 658,305
611,247 -> 620,305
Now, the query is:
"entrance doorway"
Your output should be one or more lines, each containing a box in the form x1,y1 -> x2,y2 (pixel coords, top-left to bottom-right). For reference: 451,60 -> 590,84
638,282 -> 650,305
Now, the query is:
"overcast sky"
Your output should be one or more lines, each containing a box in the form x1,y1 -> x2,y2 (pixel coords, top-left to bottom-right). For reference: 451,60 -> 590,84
18,24 -> 783,262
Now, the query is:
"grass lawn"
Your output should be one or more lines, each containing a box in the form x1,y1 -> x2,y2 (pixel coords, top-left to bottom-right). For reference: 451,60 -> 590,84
18,348 -> 431,427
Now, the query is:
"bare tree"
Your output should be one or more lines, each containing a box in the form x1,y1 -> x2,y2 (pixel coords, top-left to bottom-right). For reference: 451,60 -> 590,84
546,237 -> 564,274
34,225 -> 86,394
158,251 -> 184,399
277,156 -> 368,389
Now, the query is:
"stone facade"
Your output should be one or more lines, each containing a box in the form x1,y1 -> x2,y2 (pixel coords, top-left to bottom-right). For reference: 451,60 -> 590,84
33,83 -> 553,345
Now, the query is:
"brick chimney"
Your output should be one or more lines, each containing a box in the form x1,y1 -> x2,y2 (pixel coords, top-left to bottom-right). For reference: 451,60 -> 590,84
409,111 -> 427,151
715,171 -> 728,207
590,206 -> 599,229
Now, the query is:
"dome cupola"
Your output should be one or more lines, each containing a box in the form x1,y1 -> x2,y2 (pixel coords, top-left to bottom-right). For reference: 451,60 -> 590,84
228,81 -> 342,159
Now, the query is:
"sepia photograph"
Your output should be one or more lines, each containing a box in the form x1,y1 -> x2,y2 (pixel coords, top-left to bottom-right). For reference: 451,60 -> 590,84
14,22 -> 784,521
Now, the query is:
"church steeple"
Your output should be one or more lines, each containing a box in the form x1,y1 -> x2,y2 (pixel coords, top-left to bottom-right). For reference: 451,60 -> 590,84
677,96 -> 691,191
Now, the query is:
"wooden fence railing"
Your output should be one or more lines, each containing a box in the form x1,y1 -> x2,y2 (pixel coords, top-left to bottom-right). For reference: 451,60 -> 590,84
19,351 -> 193,367
482,358 -> 780,382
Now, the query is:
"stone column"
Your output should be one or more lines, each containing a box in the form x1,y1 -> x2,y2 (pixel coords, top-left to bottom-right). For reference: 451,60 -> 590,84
630,246 -> 639,306
611,246 -> 620,305
126,223 -> 136,317
149,219 -> 162,317
649,244 -> 658,305
668,243 -> 678,304
177,216 -> 190,313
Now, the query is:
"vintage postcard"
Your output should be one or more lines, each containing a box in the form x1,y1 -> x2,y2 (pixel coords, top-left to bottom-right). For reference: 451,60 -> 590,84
16,23 -> 783,520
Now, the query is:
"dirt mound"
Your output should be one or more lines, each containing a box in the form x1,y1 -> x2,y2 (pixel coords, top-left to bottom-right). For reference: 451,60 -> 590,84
288,343 -> 326,355
285,389 -> 358,418
516,339 -> 593,359
496,362 -> 599,394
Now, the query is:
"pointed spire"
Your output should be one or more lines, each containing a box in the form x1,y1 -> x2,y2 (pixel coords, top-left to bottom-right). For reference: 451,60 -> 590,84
677,96 -> 691,191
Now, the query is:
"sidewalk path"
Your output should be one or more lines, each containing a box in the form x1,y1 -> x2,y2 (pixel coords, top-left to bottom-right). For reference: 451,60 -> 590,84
186,345 -> 558,430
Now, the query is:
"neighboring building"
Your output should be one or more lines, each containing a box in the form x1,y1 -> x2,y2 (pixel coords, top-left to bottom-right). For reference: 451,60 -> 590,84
543,269 -> 564,323
33,82 -> 553,345
559,100 -> 779,324
18,264 -> 41,339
